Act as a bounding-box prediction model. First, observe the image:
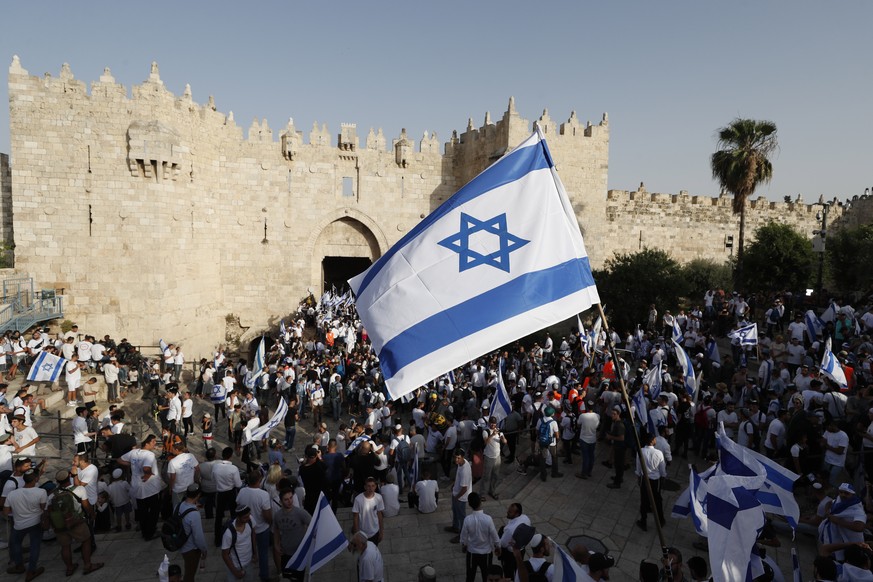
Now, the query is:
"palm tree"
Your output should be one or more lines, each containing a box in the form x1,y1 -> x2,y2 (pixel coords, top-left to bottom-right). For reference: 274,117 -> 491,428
711,118 -> 778,288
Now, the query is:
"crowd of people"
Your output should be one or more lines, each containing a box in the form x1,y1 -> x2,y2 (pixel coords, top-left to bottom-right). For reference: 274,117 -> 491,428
2,288 -> 873,580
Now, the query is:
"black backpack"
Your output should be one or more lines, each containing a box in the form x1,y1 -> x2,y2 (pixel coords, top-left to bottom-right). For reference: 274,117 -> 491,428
161,504 -> 197,552
524,560 -> 550,582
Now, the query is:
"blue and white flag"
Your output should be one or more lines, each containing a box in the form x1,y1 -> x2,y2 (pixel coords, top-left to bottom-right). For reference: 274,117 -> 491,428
349,130 -> 600,400
672,318 -> 683,344
672,339 -> 698,397
243,397 -> 288,445
159,338 -> 169,353
246,336 -> 266,390
344,434 -> 372,458
688,467 -> 710,535
26,351 -> 66,382
705,337 -> 722,368
820,301 -> 838,324
643,359 -> 662,400
411,448 -> 420,484
671,463 -> 718,519
551,541 -> 589,581
791,547 -> 802,582
705,474 -> 766,582
279,319 -> 287,338
489,358 -> 511,424
632,387 -> 655,437
821,338 -> 848,390
286,492 -> 347,573
805,310 -> 825,343
728,322 -> 758,346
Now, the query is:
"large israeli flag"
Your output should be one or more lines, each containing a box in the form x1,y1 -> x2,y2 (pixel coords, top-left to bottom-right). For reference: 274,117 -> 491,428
821,338 -> 848,390
243,396 -> 288,445
26,351 -> 66,382
805,310 -> 824,343
350,129 -> 600,400
245,336 -> 266,390
644,352 -> 663,400
286,492 -> 347,573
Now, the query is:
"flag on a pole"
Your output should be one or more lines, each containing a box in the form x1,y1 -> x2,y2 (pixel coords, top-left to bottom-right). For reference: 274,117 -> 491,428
26,351 -> 66,383
820,301 -> 837,323
489,358 -> 511,424
805,310 -> 824,343
159,338 -> 169,353
791,547 -> 802,582
279,320 -> 287,338
704,473 -> 766,582
246,336 -> 266,390
632,387 -> 655,437
243,396 -> 288,445
551,541 -> 589,581
705,337 -> 721,368
728,322 -> 758,346
672,318 -> 683,344
349,130 -> 600,400
672,339 -> 698,397
285,492 -> 347,574
643,359 -> 662,400
821,338 -> 848,390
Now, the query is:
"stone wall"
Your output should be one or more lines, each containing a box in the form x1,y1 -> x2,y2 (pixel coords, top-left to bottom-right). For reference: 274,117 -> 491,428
0,153 -> 12,266
5,57 -> 608,357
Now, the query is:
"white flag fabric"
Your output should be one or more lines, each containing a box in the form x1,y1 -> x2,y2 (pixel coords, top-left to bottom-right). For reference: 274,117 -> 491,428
243,397 -> 288,445
349,129 -> 600,400
286,492 -> 347,573
551,542 -> 589,581
728,322 -> 758,346
805,310 -> 824,343
644,353 -> 662,400
489,358 -> 512,424
820,302 -> 837,323
821,338 -> 848,390
672,339 -> 697,397
672,318 -> 683,344
245,336 -> 266,390
26,351 -> 66,382
705,337 -> 721,368
159,338 -> 169,353
706,474 -> 766,582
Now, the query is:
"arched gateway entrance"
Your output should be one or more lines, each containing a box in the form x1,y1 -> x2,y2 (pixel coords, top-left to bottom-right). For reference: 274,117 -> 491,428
310,212 -> 387,294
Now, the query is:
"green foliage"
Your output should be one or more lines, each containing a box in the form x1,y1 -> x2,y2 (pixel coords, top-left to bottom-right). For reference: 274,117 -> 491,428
592,248 -> 687,332
60,320 -> 75,334
681,258 -> 734,299
741,222 -> 813,292
826,225 -> 873,295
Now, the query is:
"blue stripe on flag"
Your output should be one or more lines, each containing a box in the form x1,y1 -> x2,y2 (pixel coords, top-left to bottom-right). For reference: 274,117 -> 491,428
379,257 -> 595,380
355,140 -> 551,297
311,533 -> 347,567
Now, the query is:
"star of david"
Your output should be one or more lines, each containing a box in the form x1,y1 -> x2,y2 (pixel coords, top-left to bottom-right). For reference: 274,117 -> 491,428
438,212 -> 529,273
41,363 -> 54,373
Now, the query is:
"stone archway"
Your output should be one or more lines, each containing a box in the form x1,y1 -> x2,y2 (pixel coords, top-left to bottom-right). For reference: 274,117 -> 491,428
309,213 -> 384,294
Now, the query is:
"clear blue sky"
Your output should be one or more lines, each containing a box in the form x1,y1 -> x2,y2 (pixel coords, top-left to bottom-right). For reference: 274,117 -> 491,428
2,1 -> 871,202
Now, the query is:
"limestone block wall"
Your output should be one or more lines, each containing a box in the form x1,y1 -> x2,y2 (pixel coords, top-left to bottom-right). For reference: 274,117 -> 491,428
0,153 -> 12,262
600,185 -> 847,263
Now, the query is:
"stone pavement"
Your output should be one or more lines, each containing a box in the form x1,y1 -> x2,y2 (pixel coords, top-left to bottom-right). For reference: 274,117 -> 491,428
6,379 -> 820,581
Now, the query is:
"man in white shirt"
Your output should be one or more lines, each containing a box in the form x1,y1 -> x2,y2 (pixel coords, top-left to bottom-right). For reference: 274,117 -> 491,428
11,415 -> 39,457
480,417 -> 507,500
167,443 -> 200,507
499,502 -> 530,579
352,477 -> 385,544
118,434 -> 162,540
635,432 -> 667,532
823,420 -> 849,487
212,447 -> 243,546
460,492 -> 500,581
447,449 -> 472,539
72,453 -> 100,510
413,470 -> 439,514
166,387 -> 182,435
576,403 -> 600,479
3,468 -> 47,578
234,470 -> 273,581
349,531 -> 384,582
173,347 -> 184,382
65,354 -> 82,406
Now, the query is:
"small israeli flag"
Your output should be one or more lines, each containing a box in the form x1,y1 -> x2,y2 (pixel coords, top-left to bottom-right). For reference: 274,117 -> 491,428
672,339 -> 698,397
821,337 -> 848,390
728,322 -> 758,346
805,310 -> 824,343
350,129 -> 599,400
285,492 -> 347,573
489,357 -> 512,424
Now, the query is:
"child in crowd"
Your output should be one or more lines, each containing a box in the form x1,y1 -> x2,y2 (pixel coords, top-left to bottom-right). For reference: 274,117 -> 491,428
202,413 -> 213,450
108,467 -> 133,532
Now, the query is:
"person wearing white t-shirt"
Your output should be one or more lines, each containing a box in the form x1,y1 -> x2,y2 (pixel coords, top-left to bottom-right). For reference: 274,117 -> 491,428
221,505 -> 255,581
181,392 -> 194,437
11,416 -> 38,457
414,471 -> 439,514
173,348 -> 185,382
65,354 -> 82,406
823,421 -> 849,487
3,469 -> 47,577
380,474 -> 400,518
352,477 -> 385,544
349,531 -> 384,582
167,445 -> 200,506
118,435 -> 162,540
234,471 -> 273,581
72,453 -> 100,507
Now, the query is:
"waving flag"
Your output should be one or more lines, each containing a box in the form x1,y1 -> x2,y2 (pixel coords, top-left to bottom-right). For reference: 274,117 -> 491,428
632,387 -> 655,437
672,339 -> 698,397
344,434 -> 373,458
246,336 -> 266,390
279,319 -> 287,338
26,351 -> 66,382
243,396 -> 288,445
286,492 -> 347,573
159,338 -> 169,353
820,301 -> 837,324
672,318 -> 683,344
350,129 -> 600,400
728,322 -> 758,346
805,310 -> 825,343
489,358 -> 511,424
552,542 -> 589,581
644,353 -> 663,400
821,338 -> 848,390
705,337 -> 722,368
